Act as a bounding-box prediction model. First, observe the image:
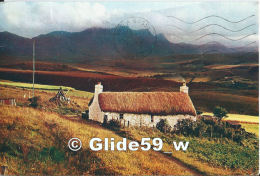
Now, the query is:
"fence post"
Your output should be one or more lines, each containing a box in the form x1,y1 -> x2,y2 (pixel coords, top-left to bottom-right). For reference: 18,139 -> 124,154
211,126 -> 213,138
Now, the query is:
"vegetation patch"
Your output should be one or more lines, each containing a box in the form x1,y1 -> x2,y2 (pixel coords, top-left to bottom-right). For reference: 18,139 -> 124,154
112,117 -> 258,174
0,106 -> 198,175
187,139 -> 258,170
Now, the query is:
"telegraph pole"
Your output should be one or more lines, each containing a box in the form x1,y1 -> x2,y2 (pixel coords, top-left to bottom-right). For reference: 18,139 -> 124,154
32,40 -> 35,97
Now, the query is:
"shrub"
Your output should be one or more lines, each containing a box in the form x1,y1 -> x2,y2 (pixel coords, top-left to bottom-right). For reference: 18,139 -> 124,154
39,146 -> 65,163
213,106 -> 228,121
103,119 -> 121,130
156,119 -> 172,133
174,118 -> 194,136
173,117 -> 255,144
196,110 -> 203,115
195,120 -> 208,137
28,96 -> 41,108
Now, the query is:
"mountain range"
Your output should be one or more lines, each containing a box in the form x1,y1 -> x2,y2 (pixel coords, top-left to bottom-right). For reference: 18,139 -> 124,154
0,27 -> 257,63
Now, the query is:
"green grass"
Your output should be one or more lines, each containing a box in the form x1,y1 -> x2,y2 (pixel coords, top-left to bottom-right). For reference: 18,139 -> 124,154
120,127 -> 258,174
241,123 -> 259,136
202,112 -> 259,123
186,137 -> 258,170
225,114 -> 259,123
0,80 -> 93,99
66,89 -> 93,98
0,80 -> 74,91
202,112 -> 259,136
168,134 -> 259,171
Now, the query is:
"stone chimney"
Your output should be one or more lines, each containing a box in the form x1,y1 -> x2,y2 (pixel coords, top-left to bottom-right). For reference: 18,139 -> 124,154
180,82 -> 188,94
95,82 -> 103,95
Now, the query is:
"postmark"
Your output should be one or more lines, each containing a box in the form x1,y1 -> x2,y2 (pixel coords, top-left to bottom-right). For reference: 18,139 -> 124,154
113,17 -> 157,59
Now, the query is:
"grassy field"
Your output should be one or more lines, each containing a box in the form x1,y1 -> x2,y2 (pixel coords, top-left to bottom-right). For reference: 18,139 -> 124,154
224,114 -> 259,123
202,112 -> 259,136
0,80 -> 75,91
0,84 -> 93,114
0,79 -> 93,98
241,123 -> 259,136
0,106 -> 197,175
119,127 -> 258,175
0,81 -> 258,175
202,112 -> 259,123
0,105 -> 257,175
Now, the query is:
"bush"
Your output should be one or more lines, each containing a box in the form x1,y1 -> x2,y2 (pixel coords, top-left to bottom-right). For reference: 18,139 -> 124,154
156,119 -> 172,133
196,110 -> 203,115
39,146 -> 65,163
213,106 -> 228,121
174,118 -> 194,136
103,119 -> 121,130
28,96 -> 41,108
173,117 -> 255,144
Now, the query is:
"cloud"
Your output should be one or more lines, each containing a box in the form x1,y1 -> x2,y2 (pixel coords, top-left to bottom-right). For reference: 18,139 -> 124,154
0,2 -> 112,37
0,1 -> 258,47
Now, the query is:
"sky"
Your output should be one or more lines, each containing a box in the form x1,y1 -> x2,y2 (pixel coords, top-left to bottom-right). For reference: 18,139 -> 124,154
0,1 -> 258,47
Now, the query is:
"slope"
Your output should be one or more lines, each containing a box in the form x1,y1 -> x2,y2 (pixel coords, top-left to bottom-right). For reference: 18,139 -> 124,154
0,105 -> 196,175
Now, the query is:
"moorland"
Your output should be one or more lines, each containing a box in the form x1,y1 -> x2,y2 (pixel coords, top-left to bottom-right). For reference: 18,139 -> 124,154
0,84 -> 258,175
0,28 -> 258,175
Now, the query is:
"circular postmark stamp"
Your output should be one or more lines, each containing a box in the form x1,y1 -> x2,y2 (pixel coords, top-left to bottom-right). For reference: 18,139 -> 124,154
113,17 -> 157,59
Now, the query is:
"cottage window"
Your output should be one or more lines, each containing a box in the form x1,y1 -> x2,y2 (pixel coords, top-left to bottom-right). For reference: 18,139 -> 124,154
151,115 -> 154,122
120,113 -> 124,119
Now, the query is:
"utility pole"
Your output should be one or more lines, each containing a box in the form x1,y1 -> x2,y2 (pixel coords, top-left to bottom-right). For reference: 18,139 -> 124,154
32,40 -> 35,97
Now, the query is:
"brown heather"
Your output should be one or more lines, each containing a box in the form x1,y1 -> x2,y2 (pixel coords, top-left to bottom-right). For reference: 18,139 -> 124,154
0,105 -> 195,175
0,86 -> 256,175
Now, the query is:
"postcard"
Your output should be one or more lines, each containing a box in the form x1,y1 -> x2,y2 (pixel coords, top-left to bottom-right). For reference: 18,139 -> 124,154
0,0 -> 259,175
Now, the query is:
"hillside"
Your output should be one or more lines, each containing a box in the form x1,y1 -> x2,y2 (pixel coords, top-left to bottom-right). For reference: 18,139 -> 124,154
0,67 -> 258,116
0,28 -> 257,63
0,105 -> 199,175
0,85 -> 196,175
0,85 -> 258,175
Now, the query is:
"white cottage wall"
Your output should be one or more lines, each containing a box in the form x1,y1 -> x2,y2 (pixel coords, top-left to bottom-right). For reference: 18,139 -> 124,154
104,112 -> 196,128
89,102 -> 104,123
89,83 -> 104,123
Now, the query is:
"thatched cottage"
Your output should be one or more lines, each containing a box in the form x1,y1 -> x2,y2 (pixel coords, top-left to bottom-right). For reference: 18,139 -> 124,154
88,82 -> 196,128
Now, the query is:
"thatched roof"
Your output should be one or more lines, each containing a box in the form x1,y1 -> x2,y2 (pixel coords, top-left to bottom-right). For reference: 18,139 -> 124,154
98,92 -> 196,116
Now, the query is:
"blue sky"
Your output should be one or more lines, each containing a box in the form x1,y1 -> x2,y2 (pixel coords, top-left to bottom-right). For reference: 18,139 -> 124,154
0,1 -> 258,47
